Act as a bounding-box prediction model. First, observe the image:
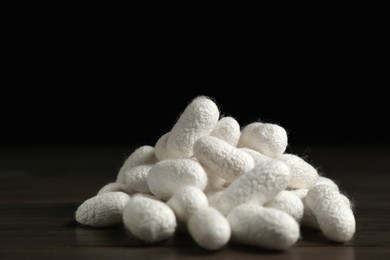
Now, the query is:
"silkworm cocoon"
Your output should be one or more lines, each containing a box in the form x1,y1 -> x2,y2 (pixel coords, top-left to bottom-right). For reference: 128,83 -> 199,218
302,190 -> 353,229
116,146 -> 157,183
154,132 -> 175,161
188,207 -> 231,250
238,122 -> 288,158
147,159 -> 208,200
305,185 -> 356,242
194,136 -> 254,182
97,182 -> 135,195
210,117 -> 240,146
227,204 -> 300,250
124,165 -> 153,193
75,192 -> 131,227
239,147 -> 272,166
265,190 -> 304,221
123,195 -> 177,243
167,186 -> 209,222
315,176 -> 339,191
167,96 -> 220,159
279,154 -> 319,189
211,160 -> 291,215
300,186 -> 350,229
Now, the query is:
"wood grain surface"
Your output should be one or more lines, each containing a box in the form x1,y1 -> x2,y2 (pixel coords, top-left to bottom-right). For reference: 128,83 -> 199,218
0,146 -> 389,259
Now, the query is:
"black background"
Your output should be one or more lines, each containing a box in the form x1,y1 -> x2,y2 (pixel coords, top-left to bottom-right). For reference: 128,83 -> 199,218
2,2 -> 388,147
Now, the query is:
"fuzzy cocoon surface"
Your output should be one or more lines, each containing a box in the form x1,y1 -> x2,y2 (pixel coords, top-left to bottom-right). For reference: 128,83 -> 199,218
305,185 -> 355,242
227,204 -> 300,250
194,136 -> 254,182
147,159 -> 208,200
211,160 -> 291,215
122,195 -> 177,243
116,146 -> 157,183
188,207 -> 231,250
167,186 -> 209,222
124,165 -> 153,193
280,154 -> 319,189
75,192 -> 131,227
238,122 -> 288,158
265,190 -> 304,221
210,117 -> 240,146
167,96 -> 220,159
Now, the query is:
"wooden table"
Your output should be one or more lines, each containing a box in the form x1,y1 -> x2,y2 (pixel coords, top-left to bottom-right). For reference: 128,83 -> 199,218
1,146 -> 389,259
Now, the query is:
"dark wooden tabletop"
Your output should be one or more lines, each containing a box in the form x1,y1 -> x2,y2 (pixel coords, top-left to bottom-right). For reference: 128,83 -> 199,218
1,145 -> 389,259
